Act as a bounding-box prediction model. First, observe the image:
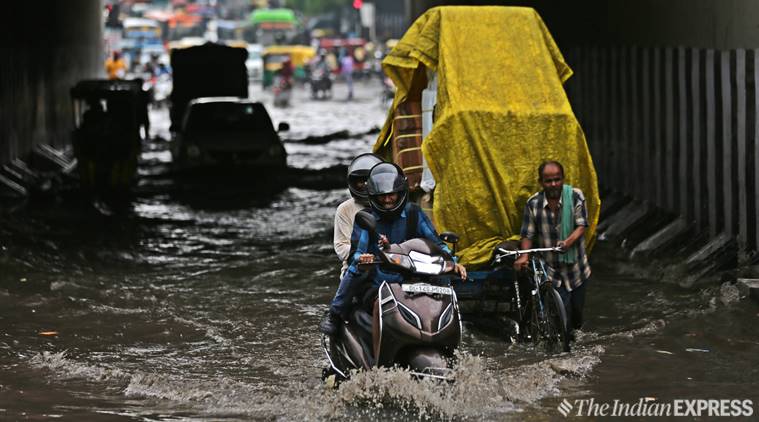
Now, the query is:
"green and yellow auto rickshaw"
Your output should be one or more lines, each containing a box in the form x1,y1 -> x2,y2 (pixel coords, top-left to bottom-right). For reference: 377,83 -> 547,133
261,45 -> 316,88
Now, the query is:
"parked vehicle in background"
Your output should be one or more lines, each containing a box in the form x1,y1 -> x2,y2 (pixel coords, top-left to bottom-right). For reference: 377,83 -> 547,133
169,42 -> 248,131
122,17 -> 162,43
246,43 -> 264,81
249,8 -> 297,47
171,97 -> 288,177
261,45 -> 315,88
121,18 -> 163,69
216,19 -> 255,43
317,37 -> 368,77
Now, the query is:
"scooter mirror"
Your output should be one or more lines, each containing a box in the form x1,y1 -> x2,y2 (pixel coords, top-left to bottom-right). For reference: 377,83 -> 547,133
354,210 -> 378,235
440,232 -> 459,244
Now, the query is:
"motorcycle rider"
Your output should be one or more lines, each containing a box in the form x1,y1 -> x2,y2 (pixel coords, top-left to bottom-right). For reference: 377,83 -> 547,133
278,57 -> 294,88
310,50 -> 332,98
334,153 -> 384,278
105,51 -> 127,80
319,163 -> 467,336
313,49 -> 331,75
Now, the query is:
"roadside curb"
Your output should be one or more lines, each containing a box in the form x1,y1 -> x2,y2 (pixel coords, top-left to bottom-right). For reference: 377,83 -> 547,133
596,190 -> 748,290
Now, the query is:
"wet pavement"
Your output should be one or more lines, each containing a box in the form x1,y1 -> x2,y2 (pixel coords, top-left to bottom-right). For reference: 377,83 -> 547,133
0,79 -> 757,420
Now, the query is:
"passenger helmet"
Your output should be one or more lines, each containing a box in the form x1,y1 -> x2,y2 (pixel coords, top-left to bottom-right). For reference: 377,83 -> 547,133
367,162 -> 408,219
347,153 -> 383,205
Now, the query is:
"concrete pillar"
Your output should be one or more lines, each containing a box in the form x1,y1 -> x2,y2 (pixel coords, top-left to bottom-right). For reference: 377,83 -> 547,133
1,1 -> 103,165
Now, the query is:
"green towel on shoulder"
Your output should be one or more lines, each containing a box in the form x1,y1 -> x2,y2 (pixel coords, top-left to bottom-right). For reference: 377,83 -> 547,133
559,184 -> 577,264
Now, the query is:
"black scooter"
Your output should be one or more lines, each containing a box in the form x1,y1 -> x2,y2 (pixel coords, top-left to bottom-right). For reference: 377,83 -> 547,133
322,211 -> 462,384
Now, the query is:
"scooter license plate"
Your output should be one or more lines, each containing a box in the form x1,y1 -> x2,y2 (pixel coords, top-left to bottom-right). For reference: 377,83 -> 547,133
402,283 -> 453,295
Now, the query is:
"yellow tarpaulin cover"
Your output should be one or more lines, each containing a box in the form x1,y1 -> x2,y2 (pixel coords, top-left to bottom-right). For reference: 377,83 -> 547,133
374,6 -> 600,267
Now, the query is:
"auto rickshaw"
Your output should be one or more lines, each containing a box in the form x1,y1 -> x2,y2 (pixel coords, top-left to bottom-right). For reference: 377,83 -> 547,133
261,45 -> 315,88
70,79 -> 148,196
317,37 -> 368,75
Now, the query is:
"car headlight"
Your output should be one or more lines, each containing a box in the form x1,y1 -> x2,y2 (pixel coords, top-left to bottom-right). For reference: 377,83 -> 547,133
267,144 -> 281,156
186,144 -> 200,159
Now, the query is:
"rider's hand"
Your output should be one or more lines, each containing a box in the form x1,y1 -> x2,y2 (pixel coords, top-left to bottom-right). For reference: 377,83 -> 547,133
377,234 -> 389,249
454,263 -> 467,280
358,253 -> 375,264
513,255 -> 528,271
556,240 -> 567,253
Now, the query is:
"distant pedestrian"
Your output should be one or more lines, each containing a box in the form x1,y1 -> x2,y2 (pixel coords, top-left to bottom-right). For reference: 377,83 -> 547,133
105,51 -> 127,80
340,53 -> 354,100
514,160 -> 591,340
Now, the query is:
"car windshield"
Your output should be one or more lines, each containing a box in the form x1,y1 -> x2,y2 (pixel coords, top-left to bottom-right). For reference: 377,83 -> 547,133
185,102 -> 275,133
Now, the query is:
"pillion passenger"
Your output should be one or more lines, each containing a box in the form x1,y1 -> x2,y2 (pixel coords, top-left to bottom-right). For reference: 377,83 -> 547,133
334,153 -> 384,278
320,163 -> 467,336
514,160 -> 591,340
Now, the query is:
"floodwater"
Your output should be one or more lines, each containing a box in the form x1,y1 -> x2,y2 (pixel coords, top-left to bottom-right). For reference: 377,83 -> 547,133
1,80 -> 757,421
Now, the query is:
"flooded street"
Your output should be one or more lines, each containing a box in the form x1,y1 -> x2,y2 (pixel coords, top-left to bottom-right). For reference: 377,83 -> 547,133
1,80 -> 757,420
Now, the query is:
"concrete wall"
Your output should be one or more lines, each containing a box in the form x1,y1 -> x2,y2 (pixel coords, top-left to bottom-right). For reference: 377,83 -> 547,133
0,1 -> 103,164
564,45 -> 759,252
592,0 -> 759,50
414,0 -> 759,49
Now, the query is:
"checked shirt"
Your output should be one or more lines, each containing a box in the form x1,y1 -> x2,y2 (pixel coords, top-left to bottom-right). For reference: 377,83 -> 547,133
520,188 -> 591,291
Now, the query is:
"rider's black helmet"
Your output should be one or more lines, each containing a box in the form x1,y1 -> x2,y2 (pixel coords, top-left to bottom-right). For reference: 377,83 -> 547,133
367,162 -> 408,220
347,153 -> 383,205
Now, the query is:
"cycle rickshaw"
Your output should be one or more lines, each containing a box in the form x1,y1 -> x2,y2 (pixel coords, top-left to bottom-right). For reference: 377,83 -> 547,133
372,7 -> 601,353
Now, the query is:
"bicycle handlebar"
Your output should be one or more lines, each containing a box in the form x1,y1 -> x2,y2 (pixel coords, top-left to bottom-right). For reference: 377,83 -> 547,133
494,246 -> 563,263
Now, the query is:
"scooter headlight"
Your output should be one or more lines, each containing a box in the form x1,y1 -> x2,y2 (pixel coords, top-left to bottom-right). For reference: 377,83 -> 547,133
409,251 -> 445,275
